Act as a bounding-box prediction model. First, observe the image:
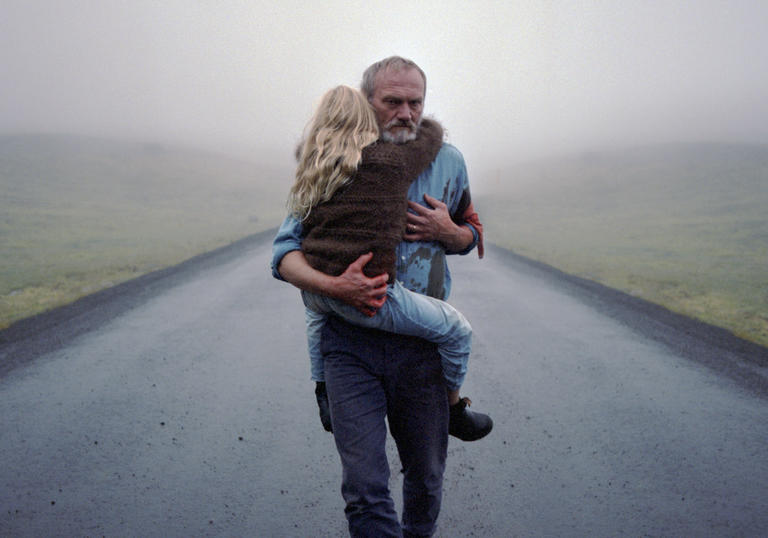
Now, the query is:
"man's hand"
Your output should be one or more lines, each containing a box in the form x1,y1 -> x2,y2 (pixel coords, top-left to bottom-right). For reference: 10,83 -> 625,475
405,193 -> 474,252
334,252 -> 388,316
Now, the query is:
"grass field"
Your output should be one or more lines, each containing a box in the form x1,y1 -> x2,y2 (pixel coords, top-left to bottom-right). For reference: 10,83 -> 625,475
477,142 -> 768,348
0,134 -> 290,328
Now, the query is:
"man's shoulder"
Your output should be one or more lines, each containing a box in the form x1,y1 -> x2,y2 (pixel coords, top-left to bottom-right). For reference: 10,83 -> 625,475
436,142 -> 465,164
426,142 -> 467,183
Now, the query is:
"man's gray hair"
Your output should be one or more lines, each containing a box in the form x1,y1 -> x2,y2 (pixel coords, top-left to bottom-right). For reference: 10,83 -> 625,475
360,56 -> 427,100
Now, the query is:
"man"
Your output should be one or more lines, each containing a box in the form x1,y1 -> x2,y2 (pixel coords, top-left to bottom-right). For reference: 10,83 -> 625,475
272,56 -> 489,537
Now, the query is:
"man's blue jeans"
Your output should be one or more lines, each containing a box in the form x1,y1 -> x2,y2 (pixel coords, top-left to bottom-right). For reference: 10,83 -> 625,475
321,316 -> 449,537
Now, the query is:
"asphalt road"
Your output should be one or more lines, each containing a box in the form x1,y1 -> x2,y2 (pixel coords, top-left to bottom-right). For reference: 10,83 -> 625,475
2,231 -> 767,537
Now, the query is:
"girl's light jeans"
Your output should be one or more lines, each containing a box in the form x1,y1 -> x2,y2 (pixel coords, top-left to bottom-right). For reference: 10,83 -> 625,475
302,280 -> 471,391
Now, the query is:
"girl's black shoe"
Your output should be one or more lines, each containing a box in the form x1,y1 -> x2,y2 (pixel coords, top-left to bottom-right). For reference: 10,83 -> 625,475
449,397 -> 492,441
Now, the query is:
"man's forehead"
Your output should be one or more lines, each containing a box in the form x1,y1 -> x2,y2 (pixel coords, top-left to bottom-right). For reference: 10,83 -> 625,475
374,67 -> 425,96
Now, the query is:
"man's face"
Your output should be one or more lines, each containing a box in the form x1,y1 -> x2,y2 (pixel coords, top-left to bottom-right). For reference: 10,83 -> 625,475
369,67 -> 425,144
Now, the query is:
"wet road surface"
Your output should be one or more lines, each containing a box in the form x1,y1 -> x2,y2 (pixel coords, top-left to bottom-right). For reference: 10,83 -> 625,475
2,231 -> 768,537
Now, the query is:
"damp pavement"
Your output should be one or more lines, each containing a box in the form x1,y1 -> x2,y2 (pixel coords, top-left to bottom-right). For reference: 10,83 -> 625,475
2,231 -> 767,537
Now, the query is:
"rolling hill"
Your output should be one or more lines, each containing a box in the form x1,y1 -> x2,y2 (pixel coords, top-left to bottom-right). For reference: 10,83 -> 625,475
0,133 -> 292,327
477,142 -> 768,347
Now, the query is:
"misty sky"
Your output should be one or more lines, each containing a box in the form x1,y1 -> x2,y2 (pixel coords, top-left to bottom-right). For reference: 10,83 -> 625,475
2,0 -> 767,191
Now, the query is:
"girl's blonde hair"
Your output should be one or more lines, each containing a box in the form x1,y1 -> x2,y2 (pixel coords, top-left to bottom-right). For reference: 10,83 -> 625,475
288,85 -> 380,220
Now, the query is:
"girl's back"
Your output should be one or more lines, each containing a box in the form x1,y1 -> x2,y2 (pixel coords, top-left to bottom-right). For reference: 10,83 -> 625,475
302,118 -> 443,281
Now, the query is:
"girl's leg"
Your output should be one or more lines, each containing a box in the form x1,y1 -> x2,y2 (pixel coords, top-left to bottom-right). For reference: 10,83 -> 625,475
385,281 -> 471,392
305,308 -> 333,432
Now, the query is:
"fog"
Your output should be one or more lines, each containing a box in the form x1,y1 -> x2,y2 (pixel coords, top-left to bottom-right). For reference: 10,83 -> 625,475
2,0 -> 767,191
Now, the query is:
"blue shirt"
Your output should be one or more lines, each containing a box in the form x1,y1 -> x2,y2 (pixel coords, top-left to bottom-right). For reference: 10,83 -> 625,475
271,142 -> 478,300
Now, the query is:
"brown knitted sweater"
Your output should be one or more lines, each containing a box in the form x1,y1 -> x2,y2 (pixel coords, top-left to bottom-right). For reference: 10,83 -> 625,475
302,118 -> 444,283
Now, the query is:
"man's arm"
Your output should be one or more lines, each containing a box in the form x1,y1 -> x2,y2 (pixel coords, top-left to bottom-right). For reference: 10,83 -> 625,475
272,214 -> 389,315
277,250 -> 388,316
403,143 -> 482,256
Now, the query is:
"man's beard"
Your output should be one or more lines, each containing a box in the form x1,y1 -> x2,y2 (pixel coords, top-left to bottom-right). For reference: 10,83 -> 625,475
381,118 -> 421,144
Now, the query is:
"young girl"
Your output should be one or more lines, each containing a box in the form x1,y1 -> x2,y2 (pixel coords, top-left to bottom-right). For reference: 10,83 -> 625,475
288,85 -> 492,441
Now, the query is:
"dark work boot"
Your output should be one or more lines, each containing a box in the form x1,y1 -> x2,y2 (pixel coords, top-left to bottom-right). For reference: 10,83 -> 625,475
449,397 -> 492,441
315,382 -> 332,433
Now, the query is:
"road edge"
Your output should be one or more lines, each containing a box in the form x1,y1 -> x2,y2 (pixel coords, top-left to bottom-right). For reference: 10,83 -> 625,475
487,243 -> 768,398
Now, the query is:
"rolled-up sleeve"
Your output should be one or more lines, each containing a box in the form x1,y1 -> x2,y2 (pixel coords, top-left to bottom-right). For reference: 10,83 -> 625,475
445,153 -> 481,257
449,221 -> 479,256
271,214 -> 304,280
